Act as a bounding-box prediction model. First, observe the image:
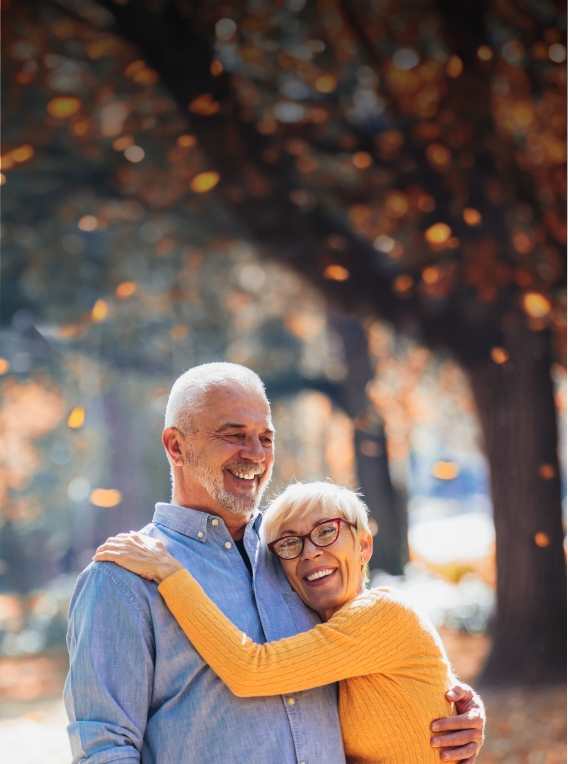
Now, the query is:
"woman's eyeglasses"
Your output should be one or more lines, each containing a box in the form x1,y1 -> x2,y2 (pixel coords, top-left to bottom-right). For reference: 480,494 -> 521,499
268,517 -> 357,560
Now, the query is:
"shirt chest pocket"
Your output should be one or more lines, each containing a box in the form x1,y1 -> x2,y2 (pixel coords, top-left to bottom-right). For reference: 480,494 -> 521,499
282,591 -> 322,633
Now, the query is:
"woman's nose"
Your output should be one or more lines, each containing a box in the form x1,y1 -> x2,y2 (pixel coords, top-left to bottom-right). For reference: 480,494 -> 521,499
302,538 -> 323,560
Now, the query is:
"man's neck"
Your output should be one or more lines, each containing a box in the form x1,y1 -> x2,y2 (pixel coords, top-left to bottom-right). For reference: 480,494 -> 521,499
170,493 -> 252,540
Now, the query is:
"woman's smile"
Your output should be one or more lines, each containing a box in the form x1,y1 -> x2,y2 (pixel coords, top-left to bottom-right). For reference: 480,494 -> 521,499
303,566 -> 337,585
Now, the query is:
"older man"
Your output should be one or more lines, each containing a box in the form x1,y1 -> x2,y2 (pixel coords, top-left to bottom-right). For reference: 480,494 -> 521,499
65,362 -> 484,764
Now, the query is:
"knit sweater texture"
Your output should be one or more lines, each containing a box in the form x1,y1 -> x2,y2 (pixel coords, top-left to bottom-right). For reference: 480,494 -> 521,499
159,569 -> 456,764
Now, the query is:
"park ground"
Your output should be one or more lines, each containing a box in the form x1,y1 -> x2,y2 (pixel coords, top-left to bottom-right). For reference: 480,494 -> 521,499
0,636 -> 565,764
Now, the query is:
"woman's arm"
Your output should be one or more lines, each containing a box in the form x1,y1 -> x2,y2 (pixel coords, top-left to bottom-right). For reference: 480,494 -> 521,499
158,568 -> 417,697
94,533 -> 417,698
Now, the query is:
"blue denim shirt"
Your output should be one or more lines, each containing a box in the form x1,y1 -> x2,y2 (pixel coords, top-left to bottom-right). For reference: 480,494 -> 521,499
64,503 -> 345,764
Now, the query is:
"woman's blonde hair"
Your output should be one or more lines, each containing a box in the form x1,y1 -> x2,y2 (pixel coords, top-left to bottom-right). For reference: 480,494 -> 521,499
261,481 -> 372,575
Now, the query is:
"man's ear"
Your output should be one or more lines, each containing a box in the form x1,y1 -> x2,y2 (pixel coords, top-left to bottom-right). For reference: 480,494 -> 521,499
163,427 -> 185,467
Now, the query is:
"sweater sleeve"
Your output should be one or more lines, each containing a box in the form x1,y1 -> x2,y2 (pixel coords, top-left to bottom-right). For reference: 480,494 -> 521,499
158,569 -> 417,698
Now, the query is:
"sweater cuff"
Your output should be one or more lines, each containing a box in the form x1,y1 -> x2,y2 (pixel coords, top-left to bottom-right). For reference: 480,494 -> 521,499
158,567 -> 194,599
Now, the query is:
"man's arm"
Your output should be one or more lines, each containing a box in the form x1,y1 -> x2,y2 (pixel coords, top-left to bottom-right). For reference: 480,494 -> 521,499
430,684 -> 486,764
65,565 -> 154,764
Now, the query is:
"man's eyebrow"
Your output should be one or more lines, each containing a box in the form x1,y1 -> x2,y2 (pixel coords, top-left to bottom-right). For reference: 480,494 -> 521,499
214,423 -> 275,434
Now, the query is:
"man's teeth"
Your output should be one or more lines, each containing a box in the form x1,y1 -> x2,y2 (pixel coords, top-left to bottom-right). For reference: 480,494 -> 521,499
306,569 -> 334,582
229,470 -> 257,480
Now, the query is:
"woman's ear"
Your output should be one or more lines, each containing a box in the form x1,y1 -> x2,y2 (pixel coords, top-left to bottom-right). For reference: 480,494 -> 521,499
359,532 -> 373,565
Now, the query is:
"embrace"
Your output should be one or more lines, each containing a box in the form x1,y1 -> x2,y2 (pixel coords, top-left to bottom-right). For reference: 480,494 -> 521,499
65,362 -> 485,764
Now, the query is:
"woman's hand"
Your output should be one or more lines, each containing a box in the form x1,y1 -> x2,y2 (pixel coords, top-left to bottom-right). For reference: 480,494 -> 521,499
93,532 -> 183,584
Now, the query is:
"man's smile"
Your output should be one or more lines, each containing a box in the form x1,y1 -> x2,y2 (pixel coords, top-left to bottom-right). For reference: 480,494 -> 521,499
224,464 -> 266,490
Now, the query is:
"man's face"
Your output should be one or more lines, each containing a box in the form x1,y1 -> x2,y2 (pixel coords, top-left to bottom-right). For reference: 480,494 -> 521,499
182,385 -> 275,516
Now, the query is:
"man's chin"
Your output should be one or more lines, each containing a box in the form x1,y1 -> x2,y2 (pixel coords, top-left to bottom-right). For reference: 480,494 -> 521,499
217,488 -> 261,516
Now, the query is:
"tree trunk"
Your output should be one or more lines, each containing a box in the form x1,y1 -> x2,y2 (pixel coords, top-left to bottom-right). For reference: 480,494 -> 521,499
467,323 -> 566,685
328,314 -> 408,574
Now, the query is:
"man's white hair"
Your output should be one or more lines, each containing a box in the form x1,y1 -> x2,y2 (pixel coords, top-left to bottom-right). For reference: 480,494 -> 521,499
165,362 -> 268,434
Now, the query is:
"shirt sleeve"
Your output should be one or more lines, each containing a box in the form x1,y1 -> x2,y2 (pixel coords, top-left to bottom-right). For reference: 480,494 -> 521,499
158,569 -> 417,698
65,566 -> 154,764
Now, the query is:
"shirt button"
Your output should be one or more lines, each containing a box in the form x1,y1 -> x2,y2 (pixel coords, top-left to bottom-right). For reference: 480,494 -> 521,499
197,532 -> 204,538
224,542 -> 232,549
211,519 -> 219,526
288,698 -> 295,706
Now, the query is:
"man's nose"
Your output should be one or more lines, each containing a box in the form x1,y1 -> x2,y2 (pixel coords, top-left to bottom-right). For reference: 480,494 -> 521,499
239,435 -> 265,461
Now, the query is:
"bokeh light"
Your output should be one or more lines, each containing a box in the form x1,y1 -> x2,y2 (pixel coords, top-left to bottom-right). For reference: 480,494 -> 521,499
477,45 -> 494,61
78,216 -> 97,232
425,223 -> 452,245
47,97 -> 80,119
463,208 -> 482,226
490,347 -> 509,364
315,75 -> 336,93
432,461 -> 460,480
67,407 -> 85,429
323,264 -> 349,281
91,300 -> 108,322
115,281 -> 138,299
190,172 -> 220,193
89,489 -> 122,508
521,292 -> 551,319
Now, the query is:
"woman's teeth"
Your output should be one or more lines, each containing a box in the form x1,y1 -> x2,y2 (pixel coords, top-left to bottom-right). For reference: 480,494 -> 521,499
306,568 -> 334,582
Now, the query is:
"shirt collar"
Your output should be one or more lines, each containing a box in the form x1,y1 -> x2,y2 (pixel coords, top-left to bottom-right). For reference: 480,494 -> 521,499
153,502 -> 262,542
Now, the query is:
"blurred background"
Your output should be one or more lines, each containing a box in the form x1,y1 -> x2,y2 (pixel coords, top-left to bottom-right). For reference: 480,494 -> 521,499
0,0 -> 566,762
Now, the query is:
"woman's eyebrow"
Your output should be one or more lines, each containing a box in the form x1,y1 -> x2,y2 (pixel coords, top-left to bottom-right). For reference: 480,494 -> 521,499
278,517 -> 333,536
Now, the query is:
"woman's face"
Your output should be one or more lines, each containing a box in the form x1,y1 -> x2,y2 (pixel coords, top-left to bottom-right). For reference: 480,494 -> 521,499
276,506 -> 372,621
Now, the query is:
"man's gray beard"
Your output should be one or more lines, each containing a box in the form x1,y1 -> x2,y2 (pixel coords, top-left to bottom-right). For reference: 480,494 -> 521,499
185,447 -> 270,516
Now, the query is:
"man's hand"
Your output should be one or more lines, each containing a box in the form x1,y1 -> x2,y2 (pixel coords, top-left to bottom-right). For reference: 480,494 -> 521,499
430,684 -> 486,763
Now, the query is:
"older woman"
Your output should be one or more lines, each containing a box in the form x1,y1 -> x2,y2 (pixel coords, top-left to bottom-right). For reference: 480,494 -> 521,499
95,482 -> 457,764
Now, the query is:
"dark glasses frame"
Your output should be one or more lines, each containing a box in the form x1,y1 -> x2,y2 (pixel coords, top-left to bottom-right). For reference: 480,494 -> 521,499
267,517 -> 357,560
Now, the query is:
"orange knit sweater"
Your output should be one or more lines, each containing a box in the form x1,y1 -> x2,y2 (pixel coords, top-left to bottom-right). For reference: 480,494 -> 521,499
159,570 -> 456,764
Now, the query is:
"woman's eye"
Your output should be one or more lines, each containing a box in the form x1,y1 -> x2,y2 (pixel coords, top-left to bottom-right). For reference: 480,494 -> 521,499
315,526 -> 336,540
279,538 -> 299,550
